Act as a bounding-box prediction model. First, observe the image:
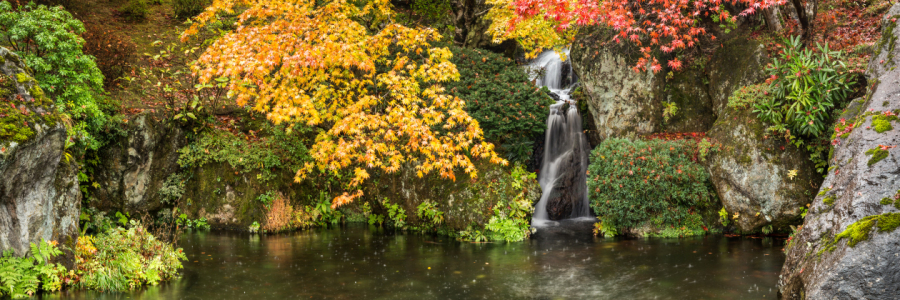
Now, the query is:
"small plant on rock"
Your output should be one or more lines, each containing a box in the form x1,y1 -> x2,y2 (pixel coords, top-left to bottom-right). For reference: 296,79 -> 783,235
755,36 -> 855,138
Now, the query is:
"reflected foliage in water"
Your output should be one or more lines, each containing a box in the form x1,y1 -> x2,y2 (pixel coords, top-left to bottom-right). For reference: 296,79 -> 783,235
43,226 -> 784,299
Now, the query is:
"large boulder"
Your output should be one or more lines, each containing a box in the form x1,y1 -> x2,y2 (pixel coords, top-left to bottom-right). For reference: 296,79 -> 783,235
570,27 -> 661,139
570,27 -> 727,140
89,113 -> 186,213
707,37 -> 771,116
0,47 -> 80,265
779,7 -> 900,299
705,105 -> 822,232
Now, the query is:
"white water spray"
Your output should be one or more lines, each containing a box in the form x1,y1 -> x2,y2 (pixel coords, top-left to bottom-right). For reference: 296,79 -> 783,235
527,50 -> 592,227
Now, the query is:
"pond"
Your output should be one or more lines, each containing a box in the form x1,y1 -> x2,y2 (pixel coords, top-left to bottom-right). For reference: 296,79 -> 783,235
45,224 -> 785,299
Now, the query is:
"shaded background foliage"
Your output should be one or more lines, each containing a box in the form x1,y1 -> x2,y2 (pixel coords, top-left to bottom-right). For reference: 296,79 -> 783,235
445,45 -> 554,164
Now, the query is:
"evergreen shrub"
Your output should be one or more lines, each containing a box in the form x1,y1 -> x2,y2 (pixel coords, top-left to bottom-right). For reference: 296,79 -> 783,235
0,1 -> 109,150
120,0 -> 149,21
587,138 -> 717,236
445,46 -> 554,164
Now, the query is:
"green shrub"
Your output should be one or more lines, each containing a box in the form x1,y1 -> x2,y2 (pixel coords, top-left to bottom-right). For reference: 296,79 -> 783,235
120,0 -> 149,21
158,173 -> 186,205
755,35 -> 855,137
0,240 -> 67,298
75,221 -> 187,291
172,0 -> 209,20
587,138 -> 716,235
177,122 -> 312,183
0,1 -> 108,150
727,82 -> 771,109
445,46 -> 554,163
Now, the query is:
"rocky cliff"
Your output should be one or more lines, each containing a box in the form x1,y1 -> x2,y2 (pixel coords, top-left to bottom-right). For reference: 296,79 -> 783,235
0,47 -> 79,266
779,6 -> 900,299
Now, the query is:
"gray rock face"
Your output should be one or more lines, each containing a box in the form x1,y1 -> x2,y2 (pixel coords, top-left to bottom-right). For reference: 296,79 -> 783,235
779,7 -> 900,299
705,105 -> 822,232
570,28 -> 765,140
707,38 -> 771,116
0,47 -> 80,265
570,27 -> 660,139
90,113 -> 186,213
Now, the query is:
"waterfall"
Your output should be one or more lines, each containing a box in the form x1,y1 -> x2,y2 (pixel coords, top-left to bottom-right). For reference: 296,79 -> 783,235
527,49 -> 592,227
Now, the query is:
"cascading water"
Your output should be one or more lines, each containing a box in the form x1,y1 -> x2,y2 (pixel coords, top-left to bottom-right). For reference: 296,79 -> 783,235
527,50 -> 592,227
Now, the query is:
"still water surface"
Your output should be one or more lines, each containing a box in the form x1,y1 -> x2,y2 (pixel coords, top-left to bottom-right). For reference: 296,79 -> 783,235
46,224 -> 785,299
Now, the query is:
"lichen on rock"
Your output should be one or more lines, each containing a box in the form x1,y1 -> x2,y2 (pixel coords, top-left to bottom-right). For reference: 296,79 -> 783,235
779,5 -> 900,298
0,46 -> 79,267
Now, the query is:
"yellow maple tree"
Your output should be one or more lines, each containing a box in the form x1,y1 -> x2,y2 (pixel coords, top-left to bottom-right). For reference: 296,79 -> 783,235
182,0 -> 507,207
484,0 -> 577,59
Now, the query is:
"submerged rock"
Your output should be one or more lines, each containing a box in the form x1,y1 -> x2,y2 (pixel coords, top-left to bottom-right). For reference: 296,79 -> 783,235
0,47 -> 79,266
705,105 -> 821,232
779,7 -> 900,299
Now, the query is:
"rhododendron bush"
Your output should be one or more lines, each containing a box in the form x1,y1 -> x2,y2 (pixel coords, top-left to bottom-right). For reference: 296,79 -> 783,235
182,0 -> 506,207
487,0 -> 787,70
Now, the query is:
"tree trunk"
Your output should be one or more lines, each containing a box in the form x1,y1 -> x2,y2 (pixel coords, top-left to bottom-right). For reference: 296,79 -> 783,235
763,6 -> 783,32
789,0 -> 815,40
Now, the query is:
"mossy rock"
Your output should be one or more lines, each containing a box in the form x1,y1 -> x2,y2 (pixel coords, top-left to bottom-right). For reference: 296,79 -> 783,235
705,104 -> 823,232
360,161 -> 540,232
780,6 -> 900,298
707,36 -> 771,117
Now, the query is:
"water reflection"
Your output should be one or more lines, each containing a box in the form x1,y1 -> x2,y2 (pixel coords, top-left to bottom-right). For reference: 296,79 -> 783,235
42,225 -> 784,299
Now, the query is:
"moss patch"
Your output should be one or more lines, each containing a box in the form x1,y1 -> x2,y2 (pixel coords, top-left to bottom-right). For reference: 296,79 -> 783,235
871,114 -> 897,133
823,195 -> 836,206
865,147 -> 890,166
875,15 -> 899,63
819,212 -> 900,255
15,72 -> 31,83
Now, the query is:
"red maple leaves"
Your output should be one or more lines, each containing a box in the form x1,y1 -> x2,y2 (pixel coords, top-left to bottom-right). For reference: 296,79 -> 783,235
508,0 -> 785,72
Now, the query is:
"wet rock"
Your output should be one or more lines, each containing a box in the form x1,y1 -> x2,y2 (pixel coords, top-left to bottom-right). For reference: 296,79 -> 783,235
705,104 -> 821,232
0,47 -> 79,267
90,113 -> 186,213
570,27 -> 718,140
779,6 -> 900,299
365,161 -> 542,231
707,37 -> 771,117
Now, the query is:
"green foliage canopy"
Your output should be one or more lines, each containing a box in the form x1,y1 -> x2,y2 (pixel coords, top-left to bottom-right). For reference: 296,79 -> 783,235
0,1 -> 108,149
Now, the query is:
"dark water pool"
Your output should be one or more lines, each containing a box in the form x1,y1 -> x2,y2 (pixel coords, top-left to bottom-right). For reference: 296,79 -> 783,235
45,224 -> 785,299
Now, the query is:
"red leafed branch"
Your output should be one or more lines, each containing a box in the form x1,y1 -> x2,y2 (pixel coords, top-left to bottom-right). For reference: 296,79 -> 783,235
508,0 -> 786,72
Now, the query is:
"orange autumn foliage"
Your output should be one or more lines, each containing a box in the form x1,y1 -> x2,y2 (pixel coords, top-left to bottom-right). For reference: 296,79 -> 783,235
182,0 -> 507,208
